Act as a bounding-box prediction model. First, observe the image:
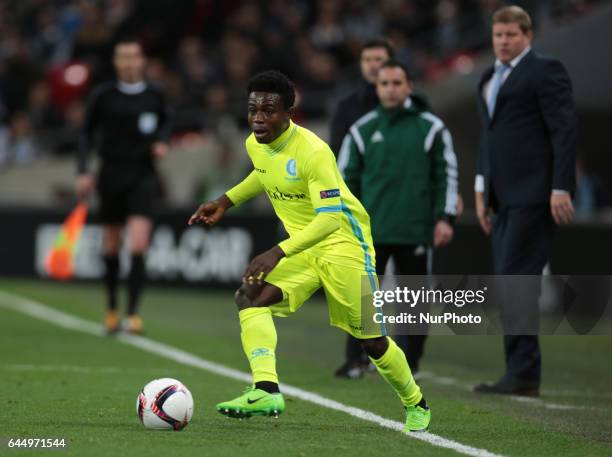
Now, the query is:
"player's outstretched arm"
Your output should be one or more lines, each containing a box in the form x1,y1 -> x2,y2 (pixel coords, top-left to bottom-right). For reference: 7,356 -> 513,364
189,170 -> 264,226
188,195 -> 233,226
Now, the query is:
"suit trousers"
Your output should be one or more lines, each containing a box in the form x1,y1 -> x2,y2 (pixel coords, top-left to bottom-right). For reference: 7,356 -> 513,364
491,205 -> 555,388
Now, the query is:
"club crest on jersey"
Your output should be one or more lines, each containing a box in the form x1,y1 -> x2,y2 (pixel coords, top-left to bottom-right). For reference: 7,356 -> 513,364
286,159 -> 297,176
320,189 -> 340,199
285,158 -> 301,181
138,112 -> 158,134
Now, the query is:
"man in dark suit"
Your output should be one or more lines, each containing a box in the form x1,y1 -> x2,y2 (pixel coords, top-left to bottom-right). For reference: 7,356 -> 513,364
329,38 -> 394,379
329,38 -> 393,158
474,6 -> 577,397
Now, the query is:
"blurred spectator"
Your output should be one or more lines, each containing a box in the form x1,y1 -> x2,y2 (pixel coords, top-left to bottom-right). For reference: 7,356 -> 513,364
221,32 -> 259,125
298,48 -> 338,118
434,0 -> 465,57
71,1 -> 114,81
175,35 -> 215,98
227,2 -> 263,38
0,0 -> 605,177
310,0 -> 345,55
573,156 -> 610,217
0,28 -> 41,115
342,2 -> 384,50
26,79 -> 63,152
53,98 -> 85,155
202,83 -> 232,133
0,111 -> 38,168
29,4 -> 72,65
27,79 -> 63,132
463,0 -> 505,51
105,0 -> 134,28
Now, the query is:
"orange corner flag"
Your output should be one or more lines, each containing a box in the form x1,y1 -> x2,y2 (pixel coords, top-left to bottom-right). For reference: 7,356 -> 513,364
46,202 -> 89,280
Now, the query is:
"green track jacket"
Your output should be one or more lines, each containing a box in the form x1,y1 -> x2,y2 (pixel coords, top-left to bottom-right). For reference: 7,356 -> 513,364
338,94 -> 458,245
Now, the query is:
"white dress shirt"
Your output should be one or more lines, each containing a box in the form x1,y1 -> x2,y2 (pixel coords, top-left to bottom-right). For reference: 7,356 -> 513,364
481,45 -> 531,105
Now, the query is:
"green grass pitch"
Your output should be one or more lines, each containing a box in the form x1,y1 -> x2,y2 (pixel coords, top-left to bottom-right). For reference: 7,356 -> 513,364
1,278 -> 611,456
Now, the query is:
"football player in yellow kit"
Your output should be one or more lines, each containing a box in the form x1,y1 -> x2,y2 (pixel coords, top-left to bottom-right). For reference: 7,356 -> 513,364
188,70 -> 430,432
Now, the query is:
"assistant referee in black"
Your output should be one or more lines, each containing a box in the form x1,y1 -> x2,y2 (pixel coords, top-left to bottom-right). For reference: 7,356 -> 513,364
76,37 -> 171,335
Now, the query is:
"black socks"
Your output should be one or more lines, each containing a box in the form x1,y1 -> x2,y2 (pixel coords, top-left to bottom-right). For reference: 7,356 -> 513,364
105,254 -> 145,315
103,255 -> 119,310
255,381 -> 280,394
128,254 -> 145,316
417,397 -> 429,410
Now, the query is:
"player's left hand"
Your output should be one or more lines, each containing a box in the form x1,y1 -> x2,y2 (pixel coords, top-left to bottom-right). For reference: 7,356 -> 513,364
151,142 -> 170,159
433,220 -> 454,248
243,246 -> 286,285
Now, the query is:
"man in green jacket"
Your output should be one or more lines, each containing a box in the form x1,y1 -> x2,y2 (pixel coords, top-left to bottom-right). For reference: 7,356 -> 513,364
338,59 -> 458,373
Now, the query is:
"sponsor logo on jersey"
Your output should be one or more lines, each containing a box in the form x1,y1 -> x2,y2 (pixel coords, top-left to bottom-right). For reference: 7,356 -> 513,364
320,189 -> 340,199
265,186 -> 306,201
255,167 -> 266,174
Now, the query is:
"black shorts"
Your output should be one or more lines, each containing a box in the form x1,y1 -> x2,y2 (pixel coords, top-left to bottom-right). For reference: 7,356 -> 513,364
98,175 -> 160,224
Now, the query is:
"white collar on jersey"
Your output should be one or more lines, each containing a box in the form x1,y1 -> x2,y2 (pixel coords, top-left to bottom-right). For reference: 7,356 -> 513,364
117,80 -> 147,95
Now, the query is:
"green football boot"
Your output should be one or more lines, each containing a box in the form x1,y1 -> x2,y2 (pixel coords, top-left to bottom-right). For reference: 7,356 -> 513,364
216,386 -> 285,419
404,404 -> 431,432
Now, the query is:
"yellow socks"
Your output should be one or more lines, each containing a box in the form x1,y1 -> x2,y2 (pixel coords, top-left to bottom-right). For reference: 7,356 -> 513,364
239,308 -> 422,407
239,307 -> 278,384
370,337 -> 422,407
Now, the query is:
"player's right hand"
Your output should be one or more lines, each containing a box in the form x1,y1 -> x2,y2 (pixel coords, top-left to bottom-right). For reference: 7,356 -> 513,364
76,173 -> 95,200
188,201 -> 225,226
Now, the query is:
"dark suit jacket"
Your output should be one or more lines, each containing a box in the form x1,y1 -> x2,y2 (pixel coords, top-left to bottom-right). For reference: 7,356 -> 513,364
329,82 -> 379,156
476,50 -> 577,208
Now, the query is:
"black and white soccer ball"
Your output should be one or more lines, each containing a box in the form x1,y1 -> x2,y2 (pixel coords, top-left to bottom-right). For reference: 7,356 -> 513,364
137,378 -> 194,430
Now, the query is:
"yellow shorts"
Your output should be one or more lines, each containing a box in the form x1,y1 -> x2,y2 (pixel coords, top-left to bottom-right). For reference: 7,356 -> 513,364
265,251 -> 386,339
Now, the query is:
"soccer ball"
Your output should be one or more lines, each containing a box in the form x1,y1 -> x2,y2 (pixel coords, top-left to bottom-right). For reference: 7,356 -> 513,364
137,378 -> 194,430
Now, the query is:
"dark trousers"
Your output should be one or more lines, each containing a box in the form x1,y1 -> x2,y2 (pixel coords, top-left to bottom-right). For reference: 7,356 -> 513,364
491,205 -> 555,388
343,244 -> 430,371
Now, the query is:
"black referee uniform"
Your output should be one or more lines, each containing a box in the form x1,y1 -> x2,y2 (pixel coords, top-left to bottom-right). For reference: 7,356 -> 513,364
78,80 -> 170,325
79,80 -> 170,221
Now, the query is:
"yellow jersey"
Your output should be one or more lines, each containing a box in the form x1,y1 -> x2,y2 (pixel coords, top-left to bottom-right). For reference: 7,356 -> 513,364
226,120 -> 375,272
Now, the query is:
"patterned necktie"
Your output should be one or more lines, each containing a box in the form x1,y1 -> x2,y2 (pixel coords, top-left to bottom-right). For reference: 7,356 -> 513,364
487,63 -> 511,117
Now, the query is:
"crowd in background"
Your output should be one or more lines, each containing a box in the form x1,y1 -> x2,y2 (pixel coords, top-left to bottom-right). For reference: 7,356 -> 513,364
0,0 -> 604,179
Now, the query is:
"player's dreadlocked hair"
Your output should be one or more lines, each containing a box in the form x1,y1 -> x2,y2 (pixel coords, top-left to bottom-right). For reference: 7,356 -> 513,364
247,70 -> 296,110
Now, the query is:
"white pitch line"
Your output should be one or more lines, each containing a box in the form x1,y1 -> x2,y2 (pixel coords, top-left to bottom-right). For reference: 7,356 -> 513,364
4,364 -> 121,374
418,371 -> 587,411
0,291 -> 504,457
2,364 -> 189,376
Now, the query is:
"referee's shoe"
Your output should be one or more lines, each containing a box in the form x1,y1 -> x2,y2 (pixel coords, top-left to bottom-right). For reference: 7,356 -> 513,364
105,310 -> 119,335
127,314 -> 144,335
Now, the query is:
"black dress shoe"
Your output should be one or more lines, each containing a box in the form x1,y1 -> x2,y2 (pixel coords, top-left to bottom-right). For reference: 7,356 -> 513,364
334,362 -> 364,379
474,381 -> 539,397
